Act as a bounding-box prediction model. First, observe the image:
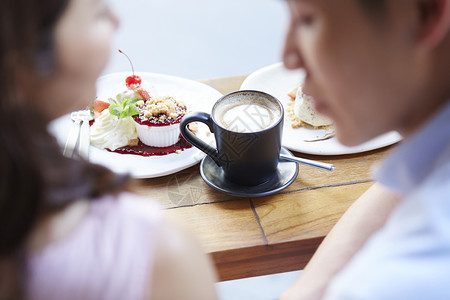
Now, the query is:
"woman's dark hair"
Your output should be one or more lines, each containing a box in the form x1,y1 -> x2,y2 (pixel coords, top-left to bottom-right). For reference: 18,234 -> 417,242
358,0 -> 387,19
0,0 -> 129,298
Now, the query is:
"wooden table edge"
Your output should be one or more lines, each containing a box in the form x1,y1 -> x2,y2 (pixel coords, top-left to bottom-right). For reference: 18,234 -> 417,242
211,237 -> 324,281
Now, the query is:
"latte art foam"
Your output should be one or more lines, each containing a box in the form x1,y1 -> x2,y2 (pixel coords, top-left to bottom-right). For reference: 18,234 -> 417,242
214,94 -> 281,133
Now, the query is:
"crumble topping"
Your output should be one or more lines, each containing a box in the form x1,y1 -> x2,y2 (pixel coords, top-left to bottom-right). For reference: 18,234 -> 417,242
128,138 -> 139,146
187,122 -> 199,133
136,96 -> 186,123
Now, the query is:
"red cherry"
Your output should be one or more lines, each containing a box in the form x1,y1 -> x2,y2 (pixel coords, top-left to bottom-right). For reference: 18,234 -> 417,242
119,49 -> 141,88
126,75 -> 142,87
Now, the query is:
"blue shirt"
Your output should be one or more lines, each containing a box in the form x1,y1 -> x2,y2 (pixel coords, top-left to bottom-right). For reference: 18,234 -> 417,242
324,100 -> 450,299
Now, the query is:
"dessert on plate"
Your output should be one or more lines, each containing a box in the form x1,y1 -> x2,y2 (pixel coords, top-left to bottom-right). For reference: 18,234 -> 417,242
89,50 -> 192,155
287,85 -> 333,129
91,79 -> 188,150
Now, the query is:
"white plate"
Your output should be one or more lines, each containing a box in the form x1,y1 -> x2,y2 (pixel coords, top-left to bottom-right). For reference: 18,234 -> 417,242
240,63 -> 402,155
49,72 -> 222,178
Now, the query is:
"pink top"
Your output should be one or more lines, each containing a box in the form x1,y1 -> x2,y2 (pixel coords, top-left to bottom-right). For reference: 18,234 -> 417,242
26,193 -> 162,300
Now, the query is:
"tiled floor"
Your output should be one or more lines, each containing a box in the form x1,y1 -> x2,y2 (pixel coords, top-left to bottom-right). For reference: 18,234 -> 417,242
106,1 -> 300,299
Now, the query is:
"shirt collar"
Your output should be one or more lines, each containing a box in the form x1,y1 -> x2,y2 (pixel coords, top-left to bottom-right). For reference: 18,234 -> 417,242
373,100 -> 450,196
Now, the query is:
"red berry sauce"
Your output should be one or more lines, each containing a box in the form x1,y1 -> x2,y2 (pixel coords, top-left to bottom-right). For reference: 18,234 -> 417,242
133,113 -> 185,127
108,135 -> 192,156
90,118 -> 192,157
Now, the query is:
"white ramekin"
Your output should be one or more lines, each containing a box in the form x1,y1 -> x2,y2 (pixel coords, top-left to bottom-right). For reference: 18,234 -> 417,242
135,122 -> 181,147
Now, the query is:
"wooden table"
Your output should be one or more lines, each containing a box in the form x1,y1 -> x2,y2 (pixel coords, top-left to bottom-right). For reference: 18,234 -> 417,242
133,75 -> 393,281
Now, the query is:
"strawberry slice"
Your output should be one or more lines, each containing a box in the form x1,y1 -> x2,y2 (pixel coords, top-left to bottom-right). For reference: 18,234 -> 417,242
136,88 -> 151,101
93,99 -> 110,113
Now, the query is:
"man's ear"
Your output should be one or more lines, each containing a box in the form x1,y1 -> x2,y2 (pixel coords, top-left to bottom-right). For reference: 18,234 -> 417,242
416,0 -> 450,48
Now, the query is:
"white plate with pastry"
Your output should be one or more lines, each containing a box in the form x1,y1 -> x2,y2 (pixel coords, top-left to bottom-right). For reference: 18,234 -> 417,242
240,62 -> 402,155
50,72 -> 222,178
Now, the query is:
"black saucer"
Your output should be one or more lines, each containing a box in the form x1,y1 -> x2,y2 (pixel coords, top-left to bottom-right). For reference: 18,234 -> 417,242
200,147 -> 299,197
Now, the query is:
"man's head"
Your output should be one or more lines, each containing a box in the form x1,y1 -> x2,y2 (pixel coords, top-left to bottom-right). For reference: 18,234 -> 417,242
283,0 -> 450,146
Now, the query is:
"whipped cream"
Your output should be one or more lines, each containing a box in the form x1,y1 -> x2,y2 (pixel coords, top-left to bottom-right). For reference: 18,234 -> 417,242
116,89 -> 141,103
90,109 -> 138,150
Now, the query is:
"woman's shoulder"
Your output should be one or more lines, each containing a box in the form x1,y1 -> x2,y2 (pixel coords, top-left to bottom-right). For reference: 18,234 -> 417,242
28,192 -> 162,252
90,192 -> 162,224
27,192 -> 164,300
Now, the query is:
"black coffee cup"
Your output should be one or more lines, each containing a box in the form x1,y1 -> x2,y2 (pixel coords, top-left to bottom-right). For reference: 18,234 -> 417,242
180,90 -> 284,186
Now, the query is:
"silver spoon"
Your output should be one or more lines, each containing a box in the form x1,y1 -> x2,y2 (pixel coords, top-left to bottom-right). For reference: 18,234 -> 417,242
78,110 -> 94,160
280,154 -> 335,171
63,110 -> 93,159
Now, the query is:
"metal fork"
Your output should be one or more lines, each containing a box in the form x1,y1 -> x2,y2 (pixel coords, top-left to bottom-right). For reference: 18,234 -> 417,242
63,110 -> 93,159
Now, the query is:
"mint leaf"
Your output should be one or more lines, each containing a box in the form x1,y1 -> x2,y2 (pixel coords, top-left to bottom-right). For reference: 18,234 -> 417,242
108,104 -> 122,117
108,97 -> 140,119
128,103 -> 139,116
108,97 -> 118,106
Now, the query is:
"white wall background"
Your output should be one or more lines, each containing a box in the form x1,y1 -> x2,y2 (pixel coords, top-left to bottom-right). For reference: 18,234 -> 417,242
104,0 -> 288,80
